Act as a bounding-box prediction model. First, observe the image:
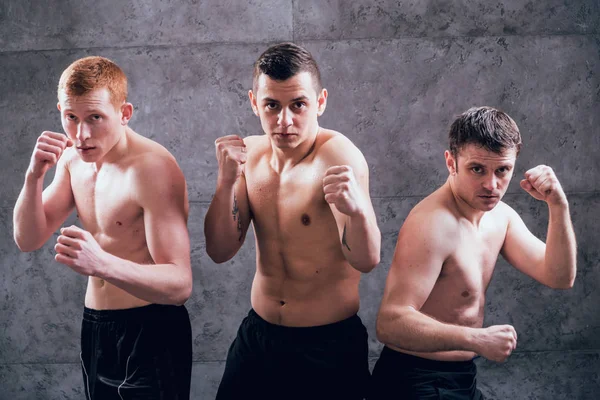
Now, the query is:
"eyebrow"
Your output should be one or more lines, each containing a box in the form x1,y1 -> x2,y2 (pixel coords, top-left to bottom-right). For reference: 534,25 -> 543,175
63,108 -> 104,114
466,161 -> 513,168
262,96 -> 309,103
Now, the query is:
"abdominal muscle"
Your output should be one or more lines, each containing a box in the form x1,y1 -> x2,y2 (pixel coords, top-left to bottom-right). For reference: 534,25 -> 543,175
249,236 -> 362,327
84,236 -> 154,310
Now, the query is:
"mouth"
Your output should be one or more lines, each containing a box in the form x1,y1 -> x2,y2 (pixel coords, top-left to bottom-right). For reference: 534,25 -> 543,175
479,195 -> 499,200
77,146 -> 96,152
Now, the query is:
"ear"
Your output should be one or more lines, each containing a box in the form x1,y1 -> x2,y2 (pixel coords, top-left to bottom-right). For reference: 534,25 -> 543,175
248,90 -> 259,116
445,150 -> 457,175
120,102 -> 134,125
317,88 -> 328,117
57,102 -> 61,112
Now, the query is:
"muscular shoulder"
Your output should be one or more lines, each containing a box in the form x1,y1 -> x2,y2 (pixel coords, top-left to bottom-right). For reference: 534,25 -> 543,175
128,139 -> 186,201
400,191 -> 460,256
491,200 -> 519,228
317,129 -> 368,171
60,145 -> 81,171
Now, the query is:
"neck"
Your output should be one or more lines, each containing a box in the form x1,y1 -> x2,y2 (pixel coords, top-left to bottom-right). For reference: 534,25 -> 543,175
445,177 -> 486,226
93,127 -> 130,171
269,126 -> 319,173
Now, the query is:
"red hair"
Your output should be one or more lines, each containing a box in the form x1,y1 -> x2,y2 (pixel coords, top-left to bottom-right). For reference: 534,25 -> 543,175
58,56 -> 127,107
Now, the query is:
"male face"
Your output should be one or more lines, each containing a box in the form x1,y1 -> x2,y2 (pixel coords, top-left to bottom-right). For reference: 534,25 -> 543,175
57,87 -> 131,162
249,71 -> 327,150
446,144 -> 517,212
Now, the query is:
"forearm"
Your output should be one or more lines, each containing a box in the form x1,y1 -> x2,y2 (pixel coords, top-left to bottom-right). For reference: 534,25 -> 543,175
204,181 -> 244,263
99,253 -> 192,305
544,202 -> 577,288
377,307 -> 476,353
13,174 -> 51,251
341,212 -> 381,272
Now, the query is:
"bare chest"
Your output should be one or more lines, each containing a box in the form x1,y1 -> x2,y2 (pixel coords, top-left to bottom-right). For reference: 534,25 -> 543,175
69,166 -> 143,243
246,162 -> 338,240
440,222 -> 508,294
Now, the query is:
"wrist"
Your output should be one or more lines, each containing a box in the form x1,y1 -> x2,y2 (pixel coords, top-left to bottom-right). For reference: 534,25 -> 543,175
348,207 -> 369,223
94,251 -> 114,280
547,195 -> 569,210
462,326 -> 481,353
25,168 -> 44,183
216,174 -> 237,189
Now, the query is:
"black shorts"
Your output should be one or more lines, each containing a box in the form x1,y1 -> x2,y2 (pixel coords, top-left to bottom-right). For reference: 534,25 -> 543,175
80,304 -> 192,400
370,346 -> 485,400
216,309 -> 371,400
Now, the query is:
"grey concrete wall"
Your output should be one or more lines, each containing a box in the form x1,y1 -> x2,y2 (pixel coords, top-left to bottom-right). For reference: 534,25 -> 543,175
1,1 -> 598,399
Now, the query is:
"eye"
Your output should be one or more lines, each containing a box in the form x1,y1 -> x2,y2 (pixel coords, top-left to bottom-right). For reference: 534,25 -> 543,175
66,114 -> 77,121
471,166 -> 483,174
266,103 -> 279,110
292,101 -> 306,110
91,115 -> 101,121
496,167 -> 511,175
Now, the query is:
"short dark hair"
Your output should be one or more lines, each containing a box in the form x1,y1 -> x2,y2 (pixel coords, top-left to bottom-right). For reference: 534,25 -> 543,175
449,106 -> 522,158
252,42 -> 322,93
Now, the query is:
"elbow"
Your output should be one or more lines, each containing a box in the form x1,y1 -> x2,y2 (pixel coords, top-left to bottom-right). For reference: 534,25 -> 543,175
205,235 -> 239,264
550,276 -> 576,290
14,235 -> 41,253
206,246 -> 234,264
351,252 -> 381,274
547,265 -> 577,290
172,281 -> 193,306
376,315 -> 392,345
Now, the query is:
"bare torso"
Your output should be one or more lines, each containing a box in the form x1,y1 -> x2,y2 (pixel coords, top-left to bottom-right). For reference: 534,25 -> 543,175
390,185 -> 510,360
244,130 -> 361,327
65,128 -> 185,310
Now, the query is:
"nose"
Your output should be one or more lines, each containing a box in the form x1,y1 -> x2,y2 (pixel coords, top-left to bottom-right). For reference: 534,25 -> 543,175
482,173 -> 498,191
76,123 -> 91,142
277,107 -> 293,128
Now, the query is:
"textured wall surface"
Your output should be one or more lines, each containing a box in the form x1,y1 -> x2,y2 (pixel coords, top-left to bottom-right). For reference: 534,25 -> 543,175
1,1 -> 599,399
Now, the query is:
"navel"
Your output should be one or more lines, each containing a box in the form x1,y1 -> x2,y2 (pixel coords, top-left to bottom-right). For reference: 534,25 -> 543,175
461,290 -> 470,298
116,221 -> 122,226
301,213 -> 311,226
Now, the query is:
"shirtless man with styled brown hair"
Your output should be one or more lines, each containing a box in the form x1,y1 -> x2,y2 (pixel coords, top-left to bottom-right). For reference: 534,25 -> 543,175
371,106 -> 577,399
13,56 -> 193,399
205,42 -> 382,400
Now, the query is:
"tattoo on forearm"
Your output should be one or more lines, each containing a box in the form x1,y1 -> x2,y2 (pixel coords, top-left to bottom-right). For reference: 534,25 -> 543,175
342,223 -> 351,252
232,194 -> 243,242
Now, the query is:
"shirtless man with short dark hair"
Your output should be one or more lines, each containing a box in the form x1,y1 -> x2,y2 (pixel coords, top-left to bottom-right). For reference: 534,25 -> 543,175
371,106 -> 577,399
204,42 -> 381,400
13,56 -> 193,399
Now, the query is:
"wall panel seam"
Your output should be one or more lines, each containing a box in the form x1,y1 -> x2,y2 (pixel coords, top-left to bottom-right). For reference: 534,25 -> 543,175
0,31 -> 598,56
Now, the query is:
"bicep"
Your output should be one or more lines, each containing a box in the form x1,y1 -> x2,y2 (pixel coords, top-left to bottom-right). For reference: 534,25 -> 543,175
381,224 -> 446,313
42,161 -> 75,232
501,210 -> 546,280
144,204 -> 191,267
139,166 -> 191,267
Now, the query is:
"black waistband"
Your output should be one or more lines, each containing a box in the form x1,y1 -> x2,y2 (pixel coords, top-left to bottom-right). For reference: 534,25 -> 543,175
381,346 -> 476,373
83,304 -> 187,323
246,308 -> 364,340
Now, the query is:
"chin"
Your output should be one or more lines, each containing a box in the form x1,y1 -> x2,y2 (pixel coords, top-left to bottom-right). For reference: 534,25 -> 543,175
271,136 -> 300,149
476,201 -> 500,212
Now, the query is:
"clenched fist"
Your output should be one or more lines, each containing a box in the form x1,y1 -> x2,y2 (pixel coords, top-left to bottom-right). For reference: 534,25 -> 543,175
55,225 -> 108,277
215,135 -> 246,185
29,131 -> 72,179
323,165 -> 366,217
520,165 -> 566,206
473,324 -> 517,363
